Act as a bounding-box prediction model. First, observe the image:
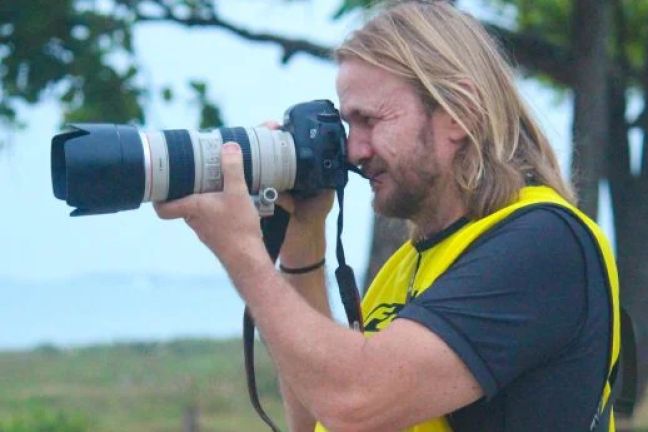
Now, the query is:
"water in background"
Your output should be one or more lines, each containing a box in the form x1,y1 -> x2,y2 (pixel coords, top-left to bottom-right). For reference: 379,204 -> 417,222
1,271 -> 350,351
1,273 -> 245,350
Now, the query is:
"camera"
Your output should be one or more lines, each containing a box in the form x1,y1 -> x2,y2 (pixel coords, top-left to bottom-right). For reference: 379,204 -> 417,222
51,100 -> 348,216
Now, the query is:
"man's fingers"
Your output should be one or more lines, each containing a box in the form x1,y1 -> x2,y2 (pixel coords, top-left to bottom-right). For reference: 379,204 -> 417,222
276,194 -> 295,214
222,142 -> 248,195
154,142 -> 248,221
259,120 -> 281,130
155,142 -> 246,220
154,194 -> 198,219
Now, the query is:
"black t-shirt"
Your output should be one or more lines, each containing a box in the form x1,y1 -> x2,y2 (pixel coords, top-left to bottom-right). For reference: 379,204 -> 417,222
398,206 -> 611,431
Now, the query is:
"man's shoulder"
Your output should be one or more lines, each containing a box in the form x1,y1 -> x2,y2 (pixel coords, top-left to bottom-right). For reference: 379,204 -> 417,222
399,204 -> 609,431
487,203 -> 585,235
469,204 -> 594,257
441,205 -> 611,432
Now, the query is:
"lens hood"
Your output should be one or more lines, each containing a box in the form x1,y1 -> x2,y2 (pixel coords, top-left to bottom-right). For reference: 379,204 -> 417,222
51,124 -> 145,216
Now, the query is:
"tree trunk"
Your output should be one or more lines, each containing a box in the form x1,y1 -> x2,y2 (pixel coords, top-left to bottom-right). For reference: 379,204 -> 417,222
570,0 -> 648,416
609,30 -> 648,412
608,1 -> 648,417
570,0 -> 612,218
362,214 -> 408,293
183,404 -> 200,432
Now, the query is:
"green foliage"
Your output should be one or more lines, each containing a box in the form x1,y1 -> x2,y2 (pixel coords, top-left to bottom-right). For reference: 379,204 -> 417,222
0,0 -> 222,130
620,0 -> 648,79
333,0 -> 375,19
0,339 -> 284,432
32,343 -> 61,355
484,0 -> 571,46
189,80 -> 223,129
0,0 -> 143,125
0,410 -> 88,432
483,0 -> 648,88
161,86 -> 174,102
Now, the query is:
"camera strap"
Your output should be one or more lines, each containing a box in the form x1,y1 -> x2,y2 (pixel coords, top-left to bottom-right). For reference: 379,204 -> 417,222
333,183 -> 364,330
243,207 -> 290,432
243,174 -> 365,431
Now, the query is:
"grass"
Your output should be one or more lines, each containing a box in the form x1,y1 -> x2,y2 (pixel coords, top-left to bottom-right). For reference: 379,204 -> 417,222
0,339 -> 285,432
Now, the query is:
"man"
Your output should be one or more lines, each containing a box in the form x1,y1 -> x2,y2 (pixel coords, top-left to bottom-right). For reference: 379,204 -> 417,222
155,1 -> 620,431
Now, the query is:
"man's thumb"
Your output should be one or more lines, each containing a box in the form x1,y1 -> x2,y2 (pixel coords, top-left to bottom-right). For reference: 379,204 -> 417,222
221,142 -> 247,194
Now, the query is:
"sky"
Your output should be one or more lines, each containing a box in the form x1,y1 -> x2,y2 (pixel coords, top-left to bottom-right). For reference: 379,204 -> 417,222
0,0 -> 596,349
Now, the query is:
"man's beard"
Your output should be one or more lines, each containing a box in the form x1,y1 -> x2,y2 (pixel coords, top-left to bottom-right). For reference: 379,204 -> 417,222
371,130 -> 439,220
372,170 -> 431,220
367,150 -> 437,220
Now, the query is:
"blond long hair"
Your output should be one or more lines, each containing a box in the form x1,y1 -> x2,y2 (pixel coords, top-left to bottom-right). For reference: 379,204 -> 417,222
335,0 -> 575,218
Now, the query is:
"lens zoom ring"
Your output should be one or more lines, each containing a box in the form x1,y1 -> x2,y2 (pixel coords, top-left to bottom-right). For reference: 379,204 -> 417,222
164,130 -> 195,200
220,127 -> 252,191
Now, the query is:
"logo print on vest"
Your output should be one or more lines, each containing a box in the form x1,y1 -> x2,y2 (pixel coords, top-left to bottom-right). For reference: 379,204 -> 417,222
364,302 -> 405,332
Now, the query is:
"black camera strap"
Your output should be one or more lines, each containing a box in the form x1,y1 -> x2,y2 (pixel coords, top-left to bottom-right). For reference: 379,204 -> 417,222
333,184 -> 364,330
243,177 -> 365,431
243,207 -> 290,432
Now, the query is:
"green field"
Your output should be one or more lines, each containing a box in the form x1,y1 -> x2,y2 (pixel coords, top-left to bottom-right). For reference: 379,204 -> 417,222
1,339 -> 647,431
0,339 -> 285,432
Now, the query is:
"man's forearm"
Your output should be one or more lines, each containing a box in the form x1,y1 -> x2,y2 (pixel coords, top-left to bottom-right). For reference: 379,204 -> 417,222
225,249 -> 363,424
278,222 -> 331,430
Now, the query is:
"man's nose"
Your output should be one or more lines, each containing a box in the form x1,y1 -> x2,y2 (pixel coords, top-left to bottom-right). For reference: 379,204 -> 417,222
346,129 -> 373,165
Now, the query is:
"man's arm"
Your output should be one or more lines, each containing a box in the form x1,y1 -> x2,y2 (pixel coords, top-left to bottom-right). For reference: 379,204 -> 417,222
155,143 -> 483,431
276,218 -> 331,432
226,250 -> 483,432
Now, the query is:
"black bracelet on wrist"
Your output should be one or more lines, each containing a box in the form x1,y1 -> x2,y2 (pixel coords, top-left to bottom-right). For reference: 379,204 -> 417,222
279,258 -> 326,274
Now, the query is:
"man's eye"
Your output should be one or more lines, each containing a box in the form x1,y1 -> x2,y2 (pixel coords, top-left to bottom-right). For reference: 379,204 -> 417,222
360,115 -> 374,126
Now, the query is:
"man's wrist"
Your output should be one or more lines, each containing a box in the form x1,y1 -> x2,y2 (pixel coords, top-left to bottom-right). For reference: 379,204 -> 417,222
279,258 -> 326,274
280,221 -> 326,268
218,237 -> 271,278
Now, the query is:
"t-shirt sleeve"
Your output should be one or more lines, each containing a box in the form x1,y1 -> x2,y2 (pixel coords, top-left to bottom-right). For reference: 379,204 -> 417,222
397,208 -> 588,399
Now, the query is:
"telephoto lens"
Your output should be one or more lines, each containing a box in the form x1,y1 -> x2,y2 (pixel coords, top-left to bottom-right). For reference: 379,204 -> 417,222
51,100 -> 348,216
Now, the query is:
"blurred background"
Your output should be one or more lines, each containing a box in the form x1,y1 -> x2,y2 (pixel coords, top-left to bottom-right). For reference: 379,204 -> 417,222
0,0 -> 646,430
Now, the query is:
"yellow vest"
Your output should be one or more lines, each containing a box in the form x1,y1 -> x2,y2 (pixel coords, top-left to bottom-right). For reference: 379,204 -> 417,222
316,186 -> 619,432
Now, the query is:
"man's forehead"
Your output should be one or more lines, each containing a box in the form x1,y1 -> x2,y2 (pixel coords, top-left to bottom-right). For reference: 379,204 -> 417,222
337,90 -> 376,121
336,60 -> 408,116
336,59 -> 379,90
335,61 -> 359,99
336,68 -> 364,118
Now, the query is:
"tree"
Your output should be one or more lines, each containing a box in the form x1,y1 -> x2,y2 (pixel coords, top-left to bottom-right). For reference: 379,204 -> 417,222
0,0 -> 143,126
0,0 -> 222,131
2,0 -> 647,416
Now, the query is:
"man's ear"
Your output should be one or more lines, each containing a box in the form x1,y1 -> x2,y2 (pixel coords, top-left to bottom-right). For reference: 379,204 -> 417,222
445,112 -> 469,142
431,107 -> 469,144
437,79 -> 479,143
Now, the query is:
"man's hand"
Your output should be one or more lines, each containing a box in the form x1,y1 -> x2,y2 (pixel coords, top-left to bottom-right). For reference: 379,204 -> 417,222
153,142 -> 265,267
260,121 -> 335,227
259,121 -> 334,269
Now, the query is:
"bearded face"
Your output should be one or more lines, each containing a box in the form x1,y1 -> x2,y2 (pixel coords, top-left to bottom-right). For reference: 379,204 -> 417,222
363,124 -> 441,220
337,59 -> 465,228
